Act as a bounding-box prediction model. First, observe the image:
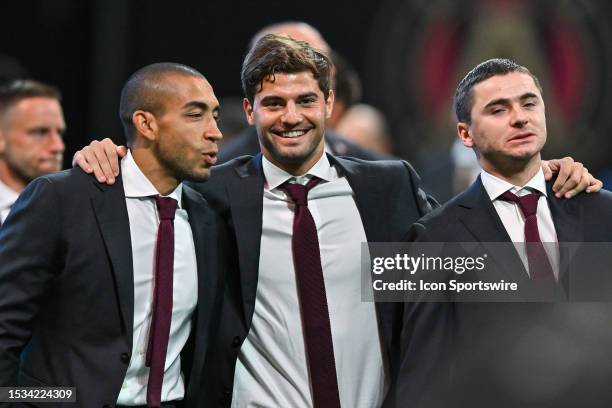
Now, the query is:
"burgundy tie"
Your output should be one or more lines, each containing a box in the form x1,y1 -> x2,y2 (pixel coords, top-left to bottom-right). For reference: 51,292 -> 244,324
283,177 -> 341,408
147,195 -> 178,408
500,190 -> 555,281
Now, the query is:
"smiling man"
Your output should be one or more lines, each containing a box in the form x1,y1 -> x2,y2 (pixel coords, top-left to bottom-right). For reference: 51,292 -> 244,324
195,34 -> 441,408
0,63 -> 224,408
0,79 -> 65,225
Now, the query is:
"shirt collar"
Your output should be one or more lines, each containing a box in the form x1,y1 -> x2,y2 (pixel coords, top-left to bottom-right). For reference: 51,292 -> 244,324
121,150 -> 183,207
480,168 -> 547,201
262,152 -> 333,190
0,179 -> 19,211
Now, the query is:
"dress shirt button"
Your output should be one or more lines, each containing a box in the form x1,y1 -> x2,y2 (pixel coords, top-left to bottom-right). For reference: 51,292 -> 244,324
120,352 -> 130,363
231,336 -> 242,348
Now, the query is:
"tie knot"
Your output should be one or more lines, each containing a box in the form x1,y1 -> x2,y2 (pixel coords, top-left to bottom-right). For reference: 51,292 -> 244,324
155,196 -> 178,220
283,176 -> 322,207
500,190 -> 540,217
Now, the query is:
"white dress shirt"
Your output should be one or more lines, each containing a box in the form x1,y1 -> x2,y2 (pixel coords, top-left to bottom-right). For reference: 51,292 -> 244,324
0,179 -> 18,225
480,169 -> 560,279
232,154 -> 387,408
116,151 -> 198,405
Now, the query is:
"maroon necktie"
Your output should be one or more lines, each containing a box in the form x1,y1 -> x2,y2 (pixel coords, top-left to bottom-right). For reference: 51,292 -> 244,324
500,190 -> 555,281
146,195 -> 178,408
283,177 -> 341,408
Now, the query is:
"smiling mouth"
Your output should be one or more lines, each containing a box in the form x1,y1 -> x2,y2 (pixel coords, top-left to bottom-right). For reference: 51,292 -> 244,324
273,129 -> 310,138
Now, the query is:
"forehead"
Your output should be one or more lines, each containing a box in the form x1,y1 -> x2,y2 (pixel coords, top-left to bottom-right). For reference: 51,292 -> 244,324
4,97 -> 64,125
164,74 -> 218,107
256,71 -> 321,99
471,72 -> 541,106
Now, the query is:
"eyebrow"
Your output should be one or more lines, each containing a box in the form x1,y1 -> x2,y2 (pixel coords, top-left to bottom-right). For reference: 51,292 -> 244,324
182,101 -> 220,117
259,92 -> 320,104
483,92 -> 539,110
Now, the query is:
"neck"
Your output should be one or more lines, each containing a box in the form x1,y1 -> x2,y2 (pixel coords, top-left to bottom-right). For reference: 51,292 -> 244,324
480,154 -> 541,187
130,146 -> 179,196
0,160 -> 27,193
263,145 -> 325,177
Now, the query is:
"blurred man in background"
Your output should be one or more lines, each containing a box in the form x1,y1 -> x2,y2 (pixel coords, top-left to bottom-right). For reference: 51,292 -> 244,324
0,79 -> 65,225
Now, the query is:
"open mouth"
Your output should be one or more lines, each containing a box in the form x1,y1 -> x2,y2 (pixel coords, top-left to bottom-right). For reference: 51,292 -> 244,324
202,152 -> 218,165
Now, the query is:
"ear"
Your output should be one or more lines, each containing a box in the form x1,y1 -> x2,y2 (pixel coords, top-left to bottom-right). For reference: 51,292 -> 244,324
243,98 -> 256,126
132,110 -> 157,141
457,122 -> 475,148
324,89 -> 335,119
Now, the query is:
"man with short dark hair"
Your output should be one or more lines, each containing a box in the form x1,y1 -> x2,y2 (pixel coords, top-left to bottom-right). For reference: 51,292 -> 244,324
0,62 -> 224,408
0,79 -> 65,225
403,58 -> 612,407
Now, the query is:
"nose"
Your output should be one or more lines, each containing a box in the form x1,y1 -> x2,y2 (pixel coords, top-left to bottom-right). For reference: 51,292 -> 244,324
205,119 -> 223,142
510,106 -> 528,128
48,130 -> 65,153
281,101 -> 303,126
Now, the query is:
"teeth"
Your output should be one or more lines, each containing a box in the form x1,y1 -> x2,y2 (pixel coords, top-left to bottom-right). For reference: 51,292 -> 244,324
281,130 -> 307,138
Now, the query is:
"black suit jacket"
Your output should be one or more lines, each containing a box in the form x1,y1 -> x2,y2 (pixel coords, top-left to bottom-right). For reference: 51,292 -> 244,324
406,176 -> 612,408
218,127 -> 392,164
189,153 -> 437,406
0,168 -> 224,408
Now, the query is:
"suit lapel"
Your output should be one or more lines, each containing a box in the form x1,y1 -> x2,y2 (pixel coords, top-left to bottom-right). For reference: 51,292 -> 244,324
546,183 -> 583,242
545,183 -> 583,287
328,155 -> 398,359
455,177 -> 530,283
90,177 -> 134,347
227,154 -> 264,326
182,185 -> 218,383
329,155 -> 385,242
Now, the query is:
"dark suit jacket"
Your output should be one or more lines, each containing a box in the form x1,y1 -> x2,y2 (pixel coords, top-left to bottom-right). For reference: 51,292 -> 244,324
189,153 -> 438,406
0,168 -> 224,408
218,127 -> 392,164
406,176 -> 612,408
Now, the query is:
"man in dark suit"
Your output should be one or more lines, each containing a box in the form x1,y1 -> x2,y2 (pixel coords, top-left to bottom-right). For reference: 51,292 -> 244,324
74,37 -> 602,407
404,59 -> 612,407
0,63 -> 224,407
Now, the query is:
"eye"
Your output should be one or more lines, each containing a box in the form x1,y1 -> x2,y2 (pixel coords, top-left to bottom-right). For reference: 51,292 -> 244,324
30,128 -> 50,137
187,112 -> 203,119
491,108 -> 505,115
523,102 -> 536,108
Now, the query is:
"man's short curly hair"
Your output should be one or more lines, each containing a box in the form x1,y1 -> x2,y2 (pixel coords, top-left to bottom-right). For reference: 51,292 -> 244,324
241,34 -> 332,103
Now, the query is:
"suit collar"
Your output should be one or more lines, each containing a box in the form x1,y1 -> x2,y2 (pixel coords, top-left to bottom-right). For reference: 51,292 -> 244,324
229,154 -> 265,326
91,175 -> 135,348
480,168 -> 548,200
181,184 -> 219,387
545,182 -> 583,242
455,177 -> 530,281
328,154 -> 386,242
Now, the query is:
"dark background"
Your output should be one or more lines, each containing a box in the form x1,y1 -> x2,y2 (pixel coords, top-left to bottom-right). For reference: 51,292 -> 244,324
2,0 -> 612,185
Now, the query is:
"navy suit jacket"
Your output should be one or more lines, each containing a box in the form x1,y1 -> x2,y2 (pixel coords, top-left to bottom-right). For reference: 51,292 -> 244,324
405,176 -> 612,408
